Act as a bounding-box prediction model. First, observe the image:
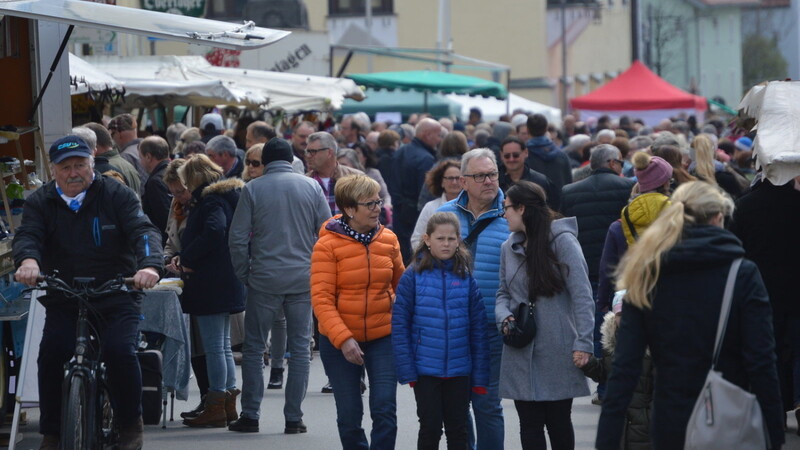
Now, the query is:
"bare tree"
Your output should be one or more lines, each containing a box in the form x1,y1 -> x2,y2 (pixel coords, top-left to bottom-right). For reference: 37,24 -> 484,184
643,4 -> 684,78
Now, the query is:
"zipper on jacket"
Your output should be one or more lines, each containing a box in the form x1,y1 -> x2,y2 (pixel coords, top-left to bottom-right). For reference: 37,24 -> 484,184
364,244 -> 371,342
142,234 -> 151,257
441,265 -> 449,375
92,217 -> 101,247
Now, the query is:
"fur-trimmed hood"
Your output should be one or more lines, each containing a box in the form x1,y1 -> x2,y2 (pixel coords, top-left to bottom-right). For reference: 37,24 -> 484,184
600,311 -> 618,354
201,178 -> 245,197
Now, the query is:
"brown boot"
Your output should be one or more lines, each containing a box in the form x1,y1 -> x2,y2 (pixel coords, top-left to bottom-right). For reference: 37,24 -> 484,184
183,390 -> 226,428
39,435 -> 59,450
117,416 -> 144,450
225,388 -> 241,424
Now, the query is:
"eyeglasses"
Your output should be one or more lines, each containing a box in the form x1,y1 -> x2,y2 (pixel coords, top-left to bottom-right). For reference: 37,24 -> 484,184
442,176 -> 461,182
245,159 -> 262,167
608,159 -> 624,166
502,153 -> 522,160
501,202 -> 514,216
462,172 -> 499,183
356,199 -> 384,211
306,147 -> 330,156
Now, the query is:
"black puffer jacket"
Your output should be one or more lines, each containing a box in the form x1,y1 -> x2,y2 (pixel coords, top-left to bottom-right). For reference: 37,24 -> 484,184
582,312 -> 653,450
596,226 -> 784,450
13,173 -> 164,305
180,178 -> 245,316
560,169 -> 634,282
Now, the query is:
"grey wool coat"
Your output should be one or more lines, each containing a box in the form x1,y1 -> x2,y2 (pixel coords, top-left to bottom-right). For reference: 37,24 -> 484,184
495,217 -> 595,401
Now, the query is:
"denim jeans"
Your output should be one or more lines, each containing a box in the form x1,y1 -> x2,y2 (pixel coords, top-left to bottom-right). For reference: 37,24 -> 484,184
467,327 -> 505,450
195,313 -> 236,392
320,335 -> 397,450
240,289 -> 311,421
270,310 -> 287,369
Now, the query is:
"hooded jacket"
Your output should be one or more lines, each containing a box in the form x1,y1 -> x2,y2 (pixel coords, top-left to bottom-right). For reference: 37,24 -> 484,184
392,259 -> 490,387
525,136 -> 573,192
179,178 -> 246,316
311,216 -> 405,349
495,218 -> 595,401
582,312 -> 653,450
596,226 -> 784,450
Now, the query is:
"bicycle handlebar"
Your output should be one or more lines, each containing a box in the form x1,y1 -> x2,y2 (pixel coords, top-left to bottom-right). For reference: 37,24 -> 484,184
31,274 -> 137,299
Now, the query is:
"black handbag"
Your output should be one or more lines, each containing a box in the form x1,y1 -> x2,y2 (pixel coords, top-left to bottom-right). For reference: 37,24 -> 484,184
503,300 -> 536,348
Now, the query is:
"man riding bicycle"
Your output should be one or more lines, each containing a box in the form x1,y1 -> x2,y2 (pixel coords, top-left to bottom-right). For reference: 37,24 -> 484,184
13,135 -> 163,450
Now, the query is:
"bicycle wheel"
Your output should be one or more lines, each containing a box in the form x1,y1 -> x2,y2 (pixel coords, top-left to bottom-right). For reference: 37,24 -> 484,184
96,382 -> 115,447
61,375 -> 91,450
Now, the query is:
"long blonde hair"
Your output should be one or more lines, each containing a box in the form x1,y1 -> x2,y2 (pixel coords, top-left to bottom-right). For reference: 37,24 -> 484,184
615,181 -> 734,309
691,134 -> 717,185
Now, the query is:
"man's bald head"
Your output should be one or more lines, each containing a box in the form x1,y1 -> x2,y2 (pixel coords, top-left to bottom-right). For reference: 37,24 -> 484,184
415,118 -> 443,149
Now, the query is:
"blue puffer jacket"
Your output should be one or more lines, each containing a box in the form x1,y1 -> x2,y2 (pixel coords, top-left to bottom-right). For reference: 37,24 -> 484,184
392,260 -> 490,387
437,190 -> 510,325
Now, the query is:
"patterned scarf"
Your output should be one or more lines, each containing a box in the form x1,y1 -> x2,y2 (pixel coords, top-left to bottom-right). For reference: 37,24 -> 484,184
337,217 -> 375,246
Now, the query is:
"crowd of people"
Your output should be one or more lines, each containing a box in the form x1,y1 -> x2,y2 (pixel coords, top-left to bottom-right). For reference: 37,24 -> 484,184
13,105 -> 799,450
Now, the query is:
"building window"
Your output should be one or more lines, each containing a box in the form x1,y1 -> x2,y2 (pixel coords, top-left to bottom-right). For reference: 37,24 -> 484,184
329,0 -> 394,16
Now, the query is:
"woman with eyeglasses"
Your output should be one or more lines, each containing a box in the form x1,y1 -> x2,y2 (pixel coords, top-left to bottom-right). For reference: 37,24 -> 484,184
311,174 -> 405,449
410,159 -> 462,249
496,180 -> 595,450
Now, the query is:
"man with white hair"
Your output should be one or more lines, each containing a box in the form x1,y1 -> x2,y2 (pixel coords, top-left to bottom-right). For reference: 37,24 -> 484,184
596,129 -> 616,145
207,135 -> 244,179
14,135 -> 162,450
389,118 -> 443,261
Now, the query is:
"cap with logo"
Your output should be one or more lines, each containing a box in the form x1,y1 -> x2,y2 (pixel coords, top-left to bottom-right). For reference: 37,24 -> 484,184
49,136 -> 92,164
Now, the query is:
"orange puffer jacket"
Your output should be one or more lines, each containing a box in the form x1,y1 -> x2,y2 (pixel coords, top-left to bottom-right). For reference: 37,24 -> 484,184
311,216 -> 405,349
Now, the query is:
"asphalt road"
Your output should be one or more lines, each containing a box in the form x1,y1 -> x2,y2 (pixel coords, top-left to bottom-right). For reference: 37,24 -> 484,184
12,355 -> 800,449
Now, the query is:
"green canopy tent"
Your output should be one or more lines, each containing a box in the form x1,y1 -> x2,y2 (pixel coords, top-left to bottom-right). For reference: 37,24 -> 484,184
346,70 -> 508,114
338,89 -> 460,122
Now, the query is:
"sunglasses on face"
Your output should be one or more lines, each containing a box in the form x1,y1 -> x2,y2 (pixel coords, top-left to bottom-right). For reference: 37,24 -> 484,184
502,152 -> 522,160
245,159 -> 262,167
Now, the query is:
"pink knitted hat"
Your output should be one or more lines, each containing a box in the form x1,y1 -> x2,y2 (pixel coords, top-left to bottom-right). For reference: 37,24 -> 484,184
635,155 -> 673,192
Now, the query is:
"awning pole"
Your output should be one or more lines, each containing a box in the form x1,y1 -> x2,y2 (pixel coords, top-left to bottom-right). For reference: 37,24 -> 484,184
29,24 -> 74,123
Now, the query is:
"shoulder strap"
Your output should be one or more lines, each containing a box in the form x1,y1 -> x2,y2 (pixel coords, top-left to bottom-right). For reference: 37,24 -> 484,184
622,206 -> 638,241
463,216 -> 496,248
711,258 -> 743,368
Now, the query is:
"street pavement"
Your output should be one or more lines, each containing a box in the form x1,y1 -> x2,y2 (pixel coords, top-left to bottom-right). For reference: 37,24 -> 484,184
14,354 -> 800,449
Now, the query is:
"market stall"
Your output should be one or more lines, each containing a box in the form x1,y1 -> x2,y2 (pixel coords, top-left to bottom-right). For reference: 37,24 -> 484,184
569,61 -> 708,126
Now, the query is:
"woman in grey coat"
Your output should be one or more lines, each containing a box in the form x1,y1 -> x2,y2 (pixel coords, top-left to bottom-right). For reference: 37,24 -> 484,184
496,181 -> 595,450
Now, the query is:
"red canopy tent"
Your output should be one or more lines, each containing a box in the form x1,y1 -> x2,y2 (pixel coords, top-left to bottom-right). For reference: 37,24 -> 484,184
570,61 -> 707,126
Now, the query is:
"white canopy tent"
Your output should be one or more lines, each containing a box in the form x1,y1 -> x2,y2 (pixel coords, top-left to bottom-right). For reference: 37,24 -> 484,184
83,55 -> 364,112
68,53 -> 123,96
445,93 -> 562,126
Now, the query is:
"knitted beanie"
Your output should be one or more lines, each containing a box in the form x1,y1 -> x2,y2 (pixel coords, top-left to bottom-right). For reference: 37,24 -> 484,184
262,138 -> 294,165
633,152 -> 673,192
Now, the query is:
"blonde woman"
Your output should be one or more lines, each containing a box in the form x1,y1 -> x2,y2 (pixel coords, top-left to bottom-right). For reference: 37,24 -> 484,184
596,181 -> 783,449
689,134 -> 744,198
176,154 -> 246,428
242,144 -> 264,182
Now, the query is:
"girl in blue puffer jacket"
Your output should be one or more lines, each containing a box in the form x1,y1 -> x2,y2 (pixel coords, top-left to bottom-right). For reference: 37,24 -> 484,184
392,211 -> 490,450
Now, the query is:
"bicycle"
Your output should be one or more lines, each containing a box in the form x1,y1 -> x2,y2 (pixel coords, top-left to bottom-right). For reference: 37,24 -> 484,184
29,274 -> 138,450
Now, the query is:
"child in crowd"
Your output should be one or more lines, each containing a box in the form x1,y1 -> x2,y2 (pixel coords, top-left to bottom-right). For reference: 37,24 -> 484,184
582,293 -> 654,449
392,212 -> 490,450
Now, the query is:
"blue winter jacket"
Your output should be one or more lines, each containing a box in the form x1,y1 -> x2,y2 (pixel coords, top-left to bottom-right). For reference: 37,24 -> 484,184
437,190 -> 510,326
392,259 -> 490,387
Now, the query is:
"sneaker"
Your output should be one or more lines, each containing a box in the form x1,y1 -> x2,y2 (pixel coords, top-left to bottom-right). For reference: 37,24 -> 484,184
591,394 -> 603,406
228,415 -> 259,433
321,382 -> 333,394
268,368 -> 284,390
285,420 -> 307,434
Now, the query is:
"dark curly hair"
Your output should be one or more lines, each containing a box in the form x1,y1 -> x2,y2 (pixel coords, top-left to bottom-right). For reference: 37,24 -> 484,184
424,159 -> 461,197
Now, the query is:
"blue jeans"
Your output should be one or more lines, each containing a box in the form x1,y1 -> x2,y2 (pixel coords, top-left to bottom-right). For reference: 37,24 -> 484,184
195,313 -> 236,392
467,327 -> 504,450
320,335 -> 397,450
240,290 -> 311,421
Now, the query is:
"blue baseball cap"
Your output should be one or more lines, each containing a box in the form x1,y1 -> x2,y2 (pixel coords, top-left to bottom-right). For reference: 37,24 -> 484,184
49,135 -> 92,164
